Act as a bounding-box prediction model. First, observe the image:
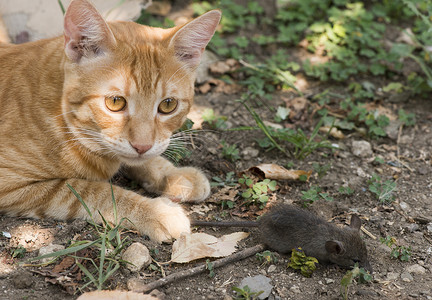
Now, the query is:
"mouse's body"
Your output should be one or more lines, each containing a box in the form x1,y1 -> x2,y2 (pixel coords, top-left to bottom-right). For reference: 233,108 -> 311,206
258,205 -> 371,271
192,204 -> 372,272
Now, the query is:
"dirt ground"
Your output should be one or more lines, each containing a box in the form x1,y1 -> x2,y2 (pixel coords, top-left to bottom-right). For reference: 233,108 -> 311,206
1,2 -> 432,300
1,78 -> 431,299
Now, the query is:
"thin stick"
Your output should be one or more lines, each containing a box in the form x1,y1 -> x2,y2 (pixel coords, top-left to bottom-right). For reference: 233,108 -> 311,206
131,244 -> 266,293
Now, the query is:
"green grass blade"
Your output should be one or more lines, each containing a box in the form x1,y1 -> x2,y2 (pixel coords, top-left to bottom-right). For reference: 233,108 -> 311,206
243,102 -> 288,156
58,0 -> 65,15
30,239 -> 100,261
76,261 -> 98,287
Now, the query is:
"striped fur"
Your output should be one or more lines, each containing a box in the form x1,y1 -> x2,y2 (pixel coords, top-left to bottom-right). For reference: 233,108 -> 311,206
0,0 -> 220,242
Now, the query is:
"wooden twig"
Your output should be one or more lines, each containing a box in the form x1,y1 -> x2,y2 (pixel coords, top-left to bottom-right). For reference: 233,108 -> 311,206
131,244 -> 266,293
360,226 -> 376,240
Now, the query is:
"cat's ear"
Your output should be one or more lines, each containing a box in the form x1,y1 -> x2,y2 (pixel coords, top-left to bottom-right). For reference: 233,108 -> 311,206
169,10 -> 221,68
63,0 -> 116,62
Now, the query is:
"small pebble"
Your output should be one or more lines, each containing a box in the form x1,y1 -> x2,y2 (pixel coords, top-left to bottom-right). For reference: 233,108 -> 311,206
405,264 -> 426,275
401,272 -> 413,282
267,265 -> 276,273
122,242 -> 152,272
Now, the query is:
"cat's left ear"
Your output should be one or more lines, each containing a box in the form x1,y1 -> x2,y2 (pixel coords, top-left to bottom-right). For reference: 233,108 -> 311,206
169,10 -> 221,68
63,0 -> 116,62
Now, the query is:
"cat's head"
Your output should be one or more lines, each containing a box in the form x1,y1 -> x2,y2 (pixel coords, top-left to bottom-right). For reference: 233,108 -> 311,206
61,0 -> 220,165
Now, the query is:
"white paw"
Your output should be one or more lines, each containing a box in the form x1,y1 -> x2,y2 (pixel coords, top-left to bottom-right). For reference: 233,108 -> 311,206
163,167 -> 210,202
147,197 -> 191,243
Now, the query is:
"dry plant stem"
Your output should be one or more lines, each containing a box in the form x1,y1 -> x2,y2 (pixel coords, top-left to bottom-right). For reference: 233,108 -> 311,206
132,244 -> 266,293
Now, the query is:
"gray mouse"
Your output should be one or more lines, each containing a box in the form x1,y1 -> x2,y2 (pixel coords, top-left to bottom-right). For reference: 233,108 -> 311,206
191,204 -> 372,272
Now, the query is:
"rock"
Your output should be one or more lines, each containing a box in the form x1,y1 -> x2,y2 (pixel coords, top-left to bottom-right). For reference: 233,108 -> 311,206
400,134 -> 414,144
325,278 -> 334,284
195,51 -> 219,84
356,289 -> 378,297
352,140 -> 373,157
386,272 -> 400,281
401,272 -> 413,282
427,223 -> 432,233
385,120 -> 402,140
38,244 -> 65,263
267,265 -> 276,273
11,270 -> 35,289
290,285 -> 301,294
122,242 -> 152,272
239,275 -> 272,300
405,223 -> 419,232
405,264 -> 426,275
399,201 -> 410,212
241,147 -> 259,160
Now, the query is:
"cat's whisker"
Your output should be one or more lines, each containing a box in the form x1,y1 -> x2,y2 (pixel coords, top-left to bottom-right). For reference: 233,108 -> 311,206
54,110 -> 76,119
166,64 -> 190,87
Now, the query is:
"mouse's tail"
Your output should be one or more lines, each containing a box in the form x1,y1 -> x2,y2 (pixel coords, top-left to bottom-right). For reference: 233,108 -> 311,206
191,220 -> 258,228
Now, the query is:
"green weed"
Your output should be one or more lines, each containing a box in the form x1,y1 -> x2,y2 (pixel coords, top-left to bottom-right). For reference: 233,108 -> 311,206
340,263 -> 372,300
238,175 -> 277,208
380,236 -> 412,262
202,108 -> 228,130
221,140 -> 241,162
31,184 -> 130,291
232,285 -> 263,300
211,171 -> 237,188
256,250 -> 278,266
368,174 -> 397,204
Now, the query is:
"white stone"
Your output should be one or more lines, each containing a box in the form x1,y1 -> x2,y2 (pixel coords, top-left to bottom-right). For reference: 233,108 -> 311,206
405,264 -> 427,275
352,140 -> 373,157
267,265 -> 276,273
122,242 -> 152,272
386,272 -> 399,281
239,275 -> 272,300
401,272 -> 413,282
38,244 -> 65,264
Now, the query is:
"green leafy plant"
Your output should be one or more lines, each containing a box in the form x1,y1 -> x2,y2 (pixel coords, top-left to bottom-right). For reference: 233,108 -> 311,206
238,175 -> 277,208
202,108 -> 228,130
206,259 -> 215,278
312,162 -> 331,178
340,263 -> 372,300
211,171 -> 237,188
380,236 -> 412,261
31,184 -> 130,291
11,246 -> 26,259
287,247 -> 318,278
301,186 -> 334,205
338,186 -> 354,195
256,250 -> 278,266
232,285 -> 263,300
221,140 -> 241,162
368,174 -> 397,204
398,109 -> 416,126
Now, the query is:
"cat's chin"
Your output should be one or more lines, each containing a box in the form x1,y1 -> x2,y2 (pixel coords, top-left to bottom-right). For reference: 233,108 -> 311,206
119,153 -> 159,166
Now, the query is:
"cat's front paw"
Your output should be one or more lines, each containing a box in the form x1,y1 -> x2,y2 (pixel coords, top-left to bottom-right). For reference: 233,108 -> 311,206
140,197 -> 191,243
163,167 -> 210,203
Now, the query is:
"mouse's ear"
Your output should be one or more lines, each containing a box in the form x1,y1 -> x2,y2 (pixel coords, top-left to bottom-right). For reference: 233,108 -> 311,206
325,240 -> 346,255
350,215 -> 362,231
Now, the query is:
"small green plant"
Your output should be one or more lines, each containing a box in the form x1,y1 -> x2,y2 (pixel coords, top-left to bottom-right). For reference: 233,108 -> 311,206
11,246 -> 26,259
312,162 -> 331,178
206,259 -> 216,278
211,171 -> 237,188
287,247 -> 318,278
232,285 -> 263,300
256,250 -> 278,266
301,186 -> 334,205
239,175 -> 277,208
368,174 -> 397,204
398,109 -> 416,126
202,108 -> 228,130
380,236 -> 412,261
31,184 -> 130,291
340,263 -> 372,300
221,140 -> 241,162
338,186 -> 354,195
274,106 -> 290,123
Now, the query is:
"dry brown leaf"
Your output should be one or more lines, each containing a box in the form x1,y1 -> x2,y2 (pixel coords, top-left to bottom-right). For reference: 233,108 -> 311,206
248,164 -> 312,181
319,126 -> 345,139
171,232 -> 249,263
77,290 -> 158,300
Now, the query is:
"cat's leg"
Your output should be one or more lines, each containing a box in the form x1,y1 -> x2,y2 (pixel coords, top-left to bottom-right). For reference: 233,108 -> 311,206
125,156 -> 210,203
0,178 -> 190,242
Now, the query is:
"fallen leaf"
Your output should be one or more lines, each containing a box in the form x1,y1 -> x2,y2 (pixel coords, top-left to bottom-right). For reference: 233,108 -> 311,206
77,290 -> 158,300
319,126 -> 345,139
52,256 -> 75,274
171,232 -> 249,263
247,164 -> 312,181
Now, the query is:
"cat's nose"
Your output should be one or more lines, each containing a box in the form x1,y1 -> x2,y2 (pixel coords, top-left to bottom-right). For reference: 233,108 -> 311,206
130,143 -> 152,154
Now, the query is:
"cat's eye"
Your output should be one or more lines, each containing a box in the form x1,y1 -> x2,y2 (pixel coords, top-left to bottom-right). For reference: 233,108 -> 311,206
158,98 -> 178,114
105,96 -> 127,112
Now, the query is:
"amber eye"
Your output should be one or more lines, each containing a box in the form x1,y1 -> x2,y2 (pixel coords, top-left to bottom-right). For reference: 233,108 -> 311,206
105,96 -> 127,112
158,98 -> 178,114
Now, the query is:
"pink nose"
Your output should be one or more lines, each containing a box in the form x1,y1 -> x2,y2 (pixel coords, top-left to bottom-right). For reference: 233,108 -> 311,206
131,143 -> 152,154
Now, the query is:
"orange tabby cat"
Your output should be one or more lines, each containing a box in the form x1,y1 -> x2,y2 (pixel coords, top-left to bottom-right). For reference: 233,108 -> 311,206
0,0 -> 220,242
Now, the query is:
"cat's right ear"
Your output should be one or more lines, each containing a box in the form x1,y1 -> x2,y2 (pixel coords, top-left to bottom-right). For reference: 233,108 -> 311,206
63,0 -> 116,62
